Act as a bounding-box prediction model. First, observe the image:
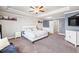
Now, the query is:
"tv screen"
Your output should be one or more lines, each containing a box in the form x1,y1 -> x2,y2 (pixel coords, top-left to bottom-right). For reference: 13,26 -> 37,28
68,16 -> 79,26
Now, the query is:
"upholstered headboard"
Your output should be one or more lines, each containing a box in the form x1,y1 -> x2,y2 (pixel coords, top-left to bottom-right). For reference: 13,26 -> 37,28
22,26 -> 37,31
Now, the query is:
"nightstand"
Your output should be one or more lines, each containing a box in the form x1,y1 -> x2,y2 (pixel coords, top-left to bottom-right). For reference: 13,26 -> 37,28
14,32 -> 21,38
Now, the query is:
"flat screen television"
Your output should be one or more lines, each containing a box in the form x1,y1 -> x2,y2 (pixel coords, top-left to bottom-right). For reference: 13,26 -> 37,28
68,16 -> 79,26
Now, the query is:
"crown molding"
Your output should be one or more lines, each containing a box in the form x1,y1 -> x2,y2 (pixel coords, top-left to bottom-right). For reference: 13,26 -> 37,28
37,7 -> 70,18
0,7 -> 39,18
64,9 -> 79,14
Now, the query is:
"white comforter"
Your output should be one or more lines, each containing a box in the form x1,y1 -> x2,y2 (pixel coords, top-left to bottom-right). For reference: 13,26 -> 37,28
22,26 -> 48,42
24,30 -> 47,38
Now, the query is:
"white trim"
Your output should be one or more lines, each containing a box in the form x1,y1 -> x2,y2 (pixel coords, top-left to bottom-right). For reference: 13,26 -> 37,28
64,9 -> 79,14
58,33 -> 65,36
52,17 -> 65,20
38,7 -> 70,17
7,36 -> 14,39
0,7 -> 38,18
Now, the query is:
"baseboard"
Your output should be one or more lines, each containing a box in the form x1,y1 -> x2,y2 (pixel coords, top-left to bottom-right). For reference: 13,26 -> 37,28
48,32 -> 53,35
58,33 -> 65,36
7,36 -> 15,39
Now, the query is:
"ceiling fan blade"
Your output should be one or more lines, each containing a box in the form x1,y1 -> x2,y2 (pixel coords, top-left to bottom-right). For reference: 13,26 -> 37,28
39,6 -> 43,9
40,10 -> 45,12
30,6 -> 34,9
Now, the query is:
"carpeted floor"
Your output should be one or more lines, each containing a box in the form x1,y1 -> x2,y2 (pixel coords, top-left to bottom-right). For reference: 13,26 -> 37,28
9,33 -> 79,53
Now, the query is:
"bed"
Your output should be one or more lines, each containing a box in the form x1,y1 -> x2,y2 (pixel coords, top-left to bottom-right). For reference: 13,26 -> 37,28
21,26 -> 48,42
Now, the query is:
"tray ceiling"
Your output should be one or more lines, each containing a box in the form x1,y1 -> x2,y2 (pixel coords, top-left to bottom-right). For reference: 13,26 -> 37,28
0,6 -> 79,18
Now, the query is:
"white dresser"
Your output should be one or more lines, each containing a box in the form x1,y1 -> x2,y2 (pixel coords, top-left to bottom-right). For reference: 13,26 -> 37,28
65,30 -> 79,47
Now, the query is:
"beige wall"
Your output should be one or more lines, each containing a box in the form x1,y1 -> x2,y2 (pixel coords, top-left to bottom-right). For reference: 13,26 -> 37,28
0,11 -> 38,38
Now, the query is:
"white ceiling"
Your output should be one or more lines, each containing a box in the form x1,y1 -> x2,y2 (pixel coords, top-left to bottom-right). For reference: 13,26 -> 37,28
0,6 -> 65,17
8,6 -> 65,13
0,6 -> 79,19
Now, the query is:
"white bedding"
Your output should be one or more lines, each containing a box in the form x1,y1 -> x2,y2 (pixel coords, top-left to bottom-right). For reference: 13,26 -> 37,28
24,30 -> 47,38
22,28 -> 48,42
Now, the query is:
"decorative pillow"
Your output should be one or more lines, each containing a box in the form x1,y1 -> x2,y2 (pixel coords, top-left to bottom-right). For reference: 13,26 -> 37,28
0,37 -> 10,50
31,28 -> 37,31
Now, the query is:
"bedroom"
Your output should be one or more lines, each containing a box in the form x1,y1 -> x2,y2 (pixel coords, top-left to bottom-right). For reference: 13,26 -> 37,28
0,6 -> 79,53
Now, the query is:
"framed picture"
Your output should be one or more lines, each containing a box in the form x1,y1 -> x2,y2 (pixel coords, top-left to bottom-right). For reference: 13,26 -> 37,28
0,15 -> 17,21
8,17 -> 17,20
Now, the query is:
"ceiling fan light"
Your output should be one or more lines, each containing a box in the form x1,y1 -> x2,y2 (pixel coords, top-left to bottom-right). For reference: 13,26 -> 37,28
34,10 -> 39,12
29,6 -> 45,14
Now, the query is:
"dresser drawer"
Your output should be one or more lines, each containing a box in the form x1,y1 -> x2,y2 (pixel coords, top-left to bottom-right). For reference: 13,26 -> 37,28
65,30 -> 76,44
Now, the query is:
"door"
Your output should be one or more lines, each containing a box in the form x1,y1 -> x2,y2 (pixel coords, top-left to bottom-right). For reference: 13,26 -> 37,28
53,20 -> 59,33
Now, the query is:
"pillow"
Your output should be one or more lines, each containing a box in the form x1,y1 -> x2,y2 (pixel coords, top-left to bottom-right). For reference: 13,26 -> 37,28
0,37 -> 10,50
32,28 -> 37,31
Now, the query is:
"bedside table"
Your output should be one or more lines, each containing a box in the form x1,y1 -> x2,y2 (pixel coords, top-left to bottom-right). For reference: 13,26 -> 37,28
14,32 -> 21,38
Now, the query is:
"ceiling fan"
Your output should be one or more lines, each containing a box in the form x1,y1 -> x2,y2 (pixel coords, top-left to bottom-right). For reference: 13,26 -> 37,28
29,6 -> 45,14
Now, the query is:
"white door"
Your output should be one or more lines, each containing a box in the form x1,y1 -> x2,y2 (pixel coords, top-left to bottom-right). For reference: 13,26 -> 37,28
53,20 -> 59,33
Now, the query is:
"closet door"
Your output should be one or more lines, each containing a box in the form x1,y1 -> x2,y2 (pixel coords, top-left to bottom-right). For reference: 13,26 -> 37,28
49,21 -> 54,33
53,20 -> 59,33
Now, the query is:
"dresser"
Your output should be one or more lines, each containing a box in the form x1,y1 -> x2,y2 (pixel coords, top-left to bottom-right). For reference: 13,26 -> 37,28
65,30 -> 79,47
